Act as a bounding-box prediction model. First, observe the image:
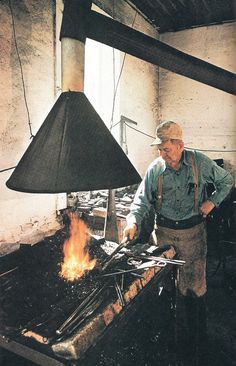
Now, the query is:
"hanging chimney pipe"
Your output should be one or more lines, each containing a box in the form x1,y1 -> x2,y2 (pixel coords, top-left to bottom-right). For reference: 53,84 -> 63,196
61,0 -> 87,93
6,0 -> 141,193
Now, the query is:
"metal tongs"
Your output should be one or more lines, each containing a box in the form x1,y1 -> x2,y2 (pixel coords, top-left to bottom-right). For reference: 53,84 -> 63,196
125,253 -> 185,266
101,237 -> 132,271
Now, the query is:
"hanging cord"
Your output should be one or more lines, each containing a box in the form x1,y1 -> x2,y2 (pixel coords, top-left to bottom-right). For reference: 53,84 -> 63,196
124,122 -> 154,139
109,10 -> 137,130
110,0 -> 116,131
1,122 -> 235,174
8,0 -> 34,139
187,148 -> 236,153
124,123 -> 236,152
0,166 -> 16,173
0,1 -> 35,174
1,3 -> 235,173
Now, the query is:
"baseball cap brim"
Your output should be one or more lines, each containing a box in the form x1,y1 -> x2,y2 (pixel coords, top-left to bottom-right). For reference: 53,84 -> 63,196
150,136 -> 163,146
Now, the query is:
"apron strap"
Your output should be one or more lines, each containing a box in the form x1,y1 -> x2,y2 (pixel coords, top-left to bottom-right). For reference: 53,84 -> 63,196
156,173 -> 163,212
188,151 -> 199,213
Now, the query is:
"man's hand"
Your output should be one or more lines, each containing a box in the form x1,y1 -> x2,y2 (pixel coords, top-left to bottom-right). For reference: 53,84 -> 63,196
199,200 -> 215,218
123,223 -> 138,241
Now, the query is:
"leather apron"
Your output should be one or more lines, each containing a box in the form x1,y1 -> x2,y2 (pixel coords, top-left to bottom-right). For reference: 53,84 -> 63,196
155,151 -> 207,297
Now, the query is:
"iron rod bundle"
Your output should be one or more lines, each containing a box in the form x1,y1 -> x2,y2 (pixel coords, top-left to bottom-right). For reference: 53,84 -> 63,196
55,280 -> 111,337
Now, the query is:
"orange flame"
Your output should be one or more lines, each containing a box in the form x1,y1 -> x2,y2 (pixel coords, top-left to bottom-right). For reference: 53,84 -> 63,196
60,214 -> 96,281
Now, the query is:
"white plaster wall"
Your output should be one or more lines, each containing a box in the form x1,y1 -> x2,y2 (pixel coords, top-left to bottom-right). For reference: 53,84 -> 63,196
120,54 -> 159,177
86,2 -> 160,178
159,23 -> 236,178
0,0 -> 61,252
113,3 -> 160,177
85,5 -> 121,132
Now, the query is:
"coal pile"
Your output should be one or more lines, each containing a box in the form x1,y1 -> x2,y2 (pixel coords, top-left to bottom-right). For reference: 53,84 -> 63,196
0,228 -> 118,342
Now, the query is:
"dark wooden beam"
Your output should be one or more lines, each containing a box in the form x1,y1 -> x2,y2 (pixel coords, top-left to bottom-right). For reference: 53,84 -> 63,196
82,10 -> 235,95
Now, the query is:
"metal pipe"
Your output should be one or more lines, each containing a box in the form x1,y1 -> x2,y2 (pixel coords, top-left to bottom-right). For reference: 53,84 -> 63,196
60,0 -> 92,92
61,38 -> 84,92
85,11 -> 236,95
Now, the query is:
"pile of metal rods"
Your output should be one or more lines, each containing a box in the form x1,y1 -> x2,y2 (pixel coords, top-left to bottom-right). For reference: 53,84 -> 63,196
125,253 -> 185,266
101,254 -> 185,277
54,279 -> 112,340
7,240 -> 184,342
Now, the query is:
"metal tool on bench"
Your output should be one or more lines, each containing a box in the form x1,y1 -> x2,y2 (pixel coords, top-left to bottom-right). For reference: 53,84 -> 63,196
127,257 -> 167,268
101,262 -> 166,277
126,253 -> 185,266
101,237 -> 133,271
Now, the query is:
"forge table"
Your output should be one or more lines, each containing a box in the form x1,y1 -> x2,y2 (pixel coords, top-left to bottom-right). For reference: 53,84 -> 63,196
0,239 -> 177,366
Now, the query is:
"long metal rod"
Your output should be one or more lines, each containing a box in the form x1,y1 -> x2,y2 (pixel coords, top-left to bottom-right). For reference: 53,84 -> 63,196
125,254 -> 185,265
56,287 -> 98,334
57,296 -> 104,338
0,266 -> 18,278
61,7 -> 236,95
56,280 -> 110,335
114,276 -> 125,307
101,264 -> 166,277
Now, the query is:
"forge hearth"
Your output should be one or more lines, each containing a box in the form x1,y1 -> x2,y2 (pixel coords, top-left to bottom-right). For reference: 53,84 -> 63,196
0,226 -> 176,365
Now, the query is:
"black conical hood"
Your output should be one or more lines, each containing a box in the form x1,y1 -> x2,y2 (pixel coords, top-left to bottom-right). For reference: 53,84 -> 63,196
6,92 -> 141,193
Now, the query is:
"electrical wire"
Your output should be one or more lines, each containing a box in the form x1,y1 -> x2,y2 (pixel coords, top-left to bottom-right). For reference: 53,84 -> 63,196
0,1 -> 35,174
187,147 -> 236,153
111,120 -> 122,129
124,122 -> 236,152
124,122 -> 155,139
109,10 -> 137,130
2,120 -> 233,174
110,0 -> 116,131
109,51 -> 127,130
1,120 -> 235,174
1,3 -> 235,174
0,166 -> 16,173
108,4 -> 235,154
8,0 -> 34,139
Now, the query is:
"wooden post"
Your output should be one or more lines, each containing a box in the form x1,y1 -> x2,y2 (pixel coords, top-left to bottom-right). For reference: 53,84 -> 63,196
104,189 -> 119,243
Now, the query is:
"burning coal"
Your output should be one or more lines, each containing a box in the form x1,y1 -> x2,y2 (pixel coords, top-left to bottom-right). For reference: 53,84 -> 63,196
60,213 -> 96,281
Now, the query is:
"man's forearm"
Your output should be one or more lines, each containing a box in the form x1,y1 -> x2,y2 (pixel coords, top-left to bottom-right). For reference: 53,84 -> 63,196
209,171 -> 234,207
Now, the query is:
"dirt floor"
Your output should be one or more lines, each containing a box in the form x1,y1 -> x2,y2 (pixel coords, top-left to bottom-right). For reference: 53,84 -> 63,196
79,243 -> 236,366
1,235 -> 236,366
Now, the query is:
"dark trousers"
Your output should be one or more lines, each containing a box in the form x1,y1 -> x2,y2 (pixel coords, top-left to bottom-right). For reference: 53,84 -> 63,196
175,293 -> 207,366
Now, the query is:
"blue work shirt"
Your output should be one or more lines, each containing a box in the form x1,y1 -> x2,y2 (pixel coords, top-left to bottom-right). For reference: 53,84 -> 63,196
127,149 -> 234,230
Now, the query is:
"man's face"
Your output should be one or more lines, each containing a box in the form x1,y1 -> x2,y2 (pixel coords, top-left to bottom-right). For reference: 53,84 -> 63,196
157,140 -> 184,168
